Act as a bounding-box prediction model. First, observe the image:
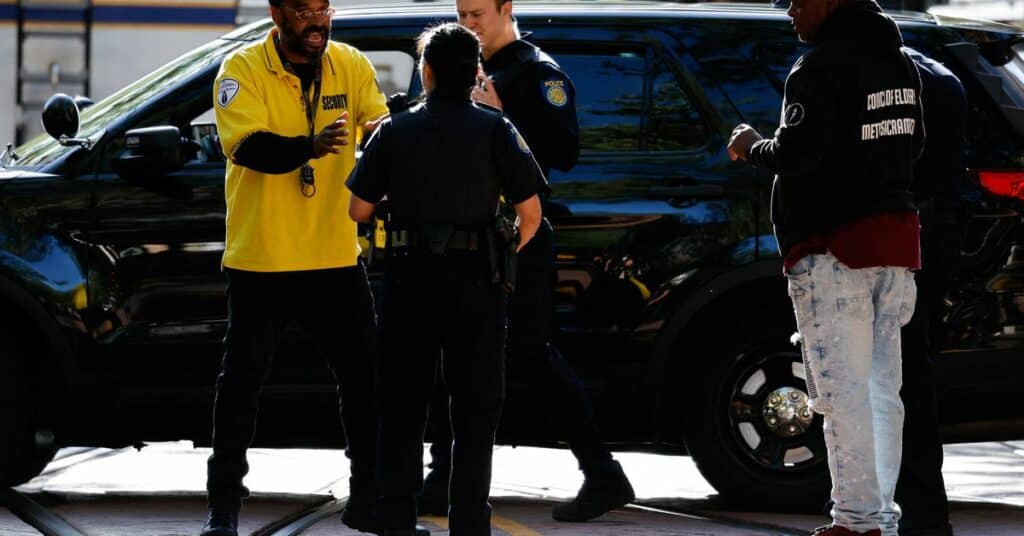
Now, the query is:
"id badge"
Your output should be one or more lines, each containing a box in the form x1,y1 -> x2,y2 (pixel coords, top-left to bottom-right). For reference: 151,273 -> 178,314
300,163 -> 315,186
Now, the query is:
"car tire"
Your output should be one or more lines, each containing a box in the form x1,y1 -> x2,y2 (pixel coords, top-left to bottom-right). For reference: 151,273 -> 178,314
0,342 -> 55,486
684,320 -> 830,512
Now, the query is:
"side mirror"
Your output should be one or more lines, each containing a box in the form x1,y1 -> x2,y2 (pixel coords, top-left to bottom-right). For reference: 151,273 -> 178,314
41,93 -> 80,140
41,93 -> 91,148
73,95 -> 95,111
112,126 -> 197,179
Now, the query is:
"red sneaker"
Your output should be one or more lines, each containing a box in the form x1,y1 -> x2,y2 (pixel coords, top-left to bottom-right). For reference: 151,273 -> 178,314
811,526 -> 882,536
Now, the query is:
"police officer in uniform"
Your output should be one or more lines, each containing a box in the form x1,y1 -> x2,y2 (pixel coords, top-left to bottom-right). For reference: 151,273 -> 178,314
202,1 -> 388,535
347,22 -> 543,535
418,0 -> 635,523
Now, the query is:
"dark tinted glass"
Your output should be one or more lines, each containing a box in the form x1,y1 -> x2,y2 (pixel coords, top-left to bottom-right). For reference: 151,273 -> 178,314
646,55 -> 708,150
556,51 -> 644,152
755,40 -> 805,90
701,57 -> 783,137
902,27 -> 1024,167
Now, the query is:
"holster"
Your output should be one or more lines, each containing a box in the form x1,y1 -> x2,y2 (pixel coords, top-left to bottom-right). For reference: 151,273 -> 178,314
492,214 -> 518,294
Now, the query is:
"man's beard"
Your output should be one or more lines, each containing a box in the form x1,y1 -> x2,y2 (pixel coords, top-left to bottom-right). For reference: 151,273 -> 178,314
281,24 -> 329,63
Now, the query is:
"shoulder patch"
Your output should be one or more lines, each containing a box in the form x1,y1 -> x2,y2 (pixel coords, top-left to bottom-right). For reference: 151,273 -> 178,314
542,78 -> 569,108
507,122 -> 532,155
515,129 -> 532,154
217,78 -> 240,109
784,102 -> 805,127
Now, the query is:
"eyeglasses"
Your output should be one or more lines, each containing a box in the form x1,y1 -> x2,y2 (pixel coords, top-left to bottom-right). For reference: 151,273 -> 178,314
280,5 -> 335,21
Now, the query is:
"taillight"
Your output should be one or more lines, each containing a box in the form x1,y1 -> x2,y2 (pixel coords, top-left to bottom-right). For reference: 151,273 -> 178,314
977,170 -> 1024,200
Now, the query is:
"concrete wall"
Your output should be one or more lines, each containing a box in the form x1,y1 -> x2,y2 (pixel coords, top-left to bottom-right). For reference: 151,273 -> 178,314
0,1 -> 16,149
88,27 -> 229,107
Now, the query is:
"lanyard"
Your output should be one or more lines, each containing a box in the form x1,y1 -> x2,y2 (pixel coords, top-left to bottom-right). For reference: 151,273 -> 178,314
275,35 -> 322,197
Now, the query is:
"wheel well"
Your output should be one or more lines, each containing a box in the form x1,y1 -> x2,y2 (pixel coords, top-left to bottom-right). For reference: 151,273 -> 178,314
0,287 -> 73,438
657,277 -> 795,440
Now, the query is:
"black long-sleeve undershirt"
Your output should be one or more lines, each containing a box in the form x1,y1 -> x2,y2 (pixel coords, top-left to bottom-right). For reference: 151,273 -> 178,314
231,61 -> 318,174
232,132 -> 314,174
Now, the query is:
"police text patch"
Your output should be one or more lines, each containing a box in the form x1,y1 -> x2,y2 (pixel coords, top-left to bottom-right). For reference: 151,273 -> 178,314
217,78 -> 240,109
322,94 -> 348,111
784,103 -> 805,127
543,79 -> 568,108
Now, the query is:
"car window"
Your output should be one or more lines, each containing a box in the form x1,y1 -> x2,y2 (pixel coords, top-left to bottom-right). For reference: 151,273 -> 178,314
646,52 -> 708,151
551,45 -> 708,154
362,50 -> 416,97
700,57 -> 783,137
754,40 -> 805,91
555,49 -> 645,152
901,28 -> 1024,167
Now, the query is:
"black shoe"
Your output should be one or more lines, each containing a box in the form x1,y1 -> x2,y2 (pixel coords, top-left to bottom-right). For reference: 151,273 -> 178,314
552,460 -> 635,522
199,509 -> 238,536
342,497 -> 431,536
341,493 -> 379,534
416,467 -> 449,517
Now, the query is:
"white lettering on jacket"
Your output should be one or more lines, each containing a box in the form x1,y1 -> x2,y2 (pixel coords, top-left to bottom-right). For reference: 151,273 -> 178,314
866,88 -> 917,111
860,118 -> 917,140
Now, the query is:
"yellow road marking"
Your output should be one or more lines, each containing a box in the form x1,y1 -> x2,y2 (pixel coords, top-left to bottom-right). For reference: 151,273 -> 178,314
420,514 -> 539,535
492,515 -> 541,536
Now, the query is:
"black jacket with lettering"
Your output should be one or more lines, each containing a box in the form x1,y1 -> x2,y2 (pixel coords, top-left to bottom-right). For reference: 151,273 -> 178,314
747,0 -> 924,256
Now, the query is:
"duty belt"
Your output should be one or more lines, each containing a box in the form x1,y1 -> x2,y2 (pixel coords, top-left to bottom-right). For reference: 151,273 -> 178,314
389,227 -> 483,255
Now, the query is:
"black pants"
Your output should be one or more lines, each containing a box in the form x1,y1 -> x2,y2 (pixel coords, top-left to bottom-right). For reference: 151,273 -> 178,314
896,240 -> 953,533
427,220 -> 613,478
206,265 -> 378,511
376,254 -> 507,534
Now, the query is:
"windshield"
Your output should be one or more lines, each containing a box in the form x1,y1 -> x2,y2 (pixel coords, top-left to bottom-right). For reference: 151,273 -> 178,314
14,22 -> 270,167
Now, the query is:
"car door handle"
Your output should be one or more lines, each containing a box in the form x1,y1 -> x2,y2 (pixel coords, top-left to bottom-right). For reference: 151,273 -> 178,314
646,184 -> 725,200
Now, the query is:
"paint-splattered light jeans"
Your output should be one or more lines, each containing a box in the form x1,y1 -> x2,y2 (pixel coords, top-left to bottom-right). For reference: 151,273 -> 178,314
788,252 -> 916,536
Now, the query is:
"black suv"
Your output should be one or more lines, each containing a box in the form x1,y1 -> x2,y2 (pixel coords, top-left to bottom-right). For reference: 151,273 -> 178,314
3,1 -> 1024,510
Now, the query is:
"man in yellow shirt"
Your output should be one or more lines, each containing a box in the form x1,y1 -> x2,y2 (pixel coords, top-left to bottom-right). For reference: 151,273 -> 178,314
201,2 -> 387,535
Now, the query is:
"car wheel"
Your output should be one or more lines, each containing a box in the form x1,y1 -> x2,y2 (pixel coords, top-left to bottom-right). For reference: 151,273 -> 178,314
684,322 -> 830,511
0,342 -> 55,486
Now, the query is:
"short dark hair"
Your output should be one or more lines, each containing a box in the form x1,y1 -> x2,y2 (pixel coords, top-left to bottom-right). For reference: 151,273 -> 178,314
417,23 -> 480,93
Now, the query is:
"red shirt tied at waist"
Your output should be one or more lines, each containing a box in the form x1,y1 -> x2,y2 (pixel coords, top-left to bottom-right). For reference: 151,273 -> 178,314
783,211 -> 922,274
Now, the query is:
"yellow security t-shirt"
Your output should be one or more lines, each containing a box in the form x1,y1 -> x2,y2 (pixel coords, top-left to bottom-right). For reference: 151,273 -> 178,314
214,29 -> 387,272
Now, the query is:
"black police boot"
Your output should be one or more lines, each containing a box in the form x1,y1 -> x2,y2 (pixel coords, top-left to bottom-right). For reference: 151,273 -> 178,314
416,466 -> 449,517
199,509 -> 238,536
552,460 -> 635,522
341,490 -> 378,534
343,489 -> 431,536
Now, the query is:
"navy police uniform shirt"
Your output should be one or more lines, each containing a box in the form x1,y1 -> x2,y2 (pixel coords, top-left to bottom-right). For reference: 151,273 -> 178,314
483,39 -> 580,179
346,90 -> 546,228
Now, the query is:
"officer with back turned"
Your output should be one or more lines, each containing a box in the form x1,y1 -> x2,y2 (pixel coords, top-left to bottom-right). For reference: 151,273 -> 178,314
418,0 -> 636,523
347,22 -> 543,535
